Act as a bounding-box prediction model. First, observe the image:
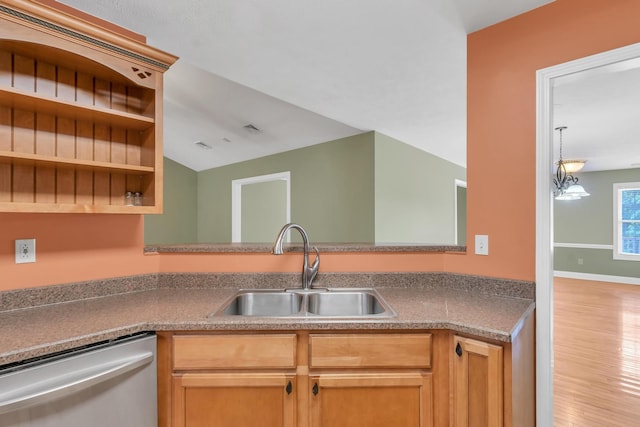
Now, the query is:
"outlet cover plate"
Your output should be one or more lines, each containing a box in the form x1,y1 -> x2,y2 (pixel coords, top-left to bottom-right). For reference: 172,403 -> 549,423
475,235 -> 489,256
15,239 -> 36,264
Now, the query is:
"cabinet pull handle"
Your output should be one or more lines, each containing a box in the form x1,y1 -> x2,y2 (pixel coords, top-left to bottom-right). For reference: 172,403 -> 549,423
455,342 -> 463,357
312,382 -> 319,396
286,381 -> 292,395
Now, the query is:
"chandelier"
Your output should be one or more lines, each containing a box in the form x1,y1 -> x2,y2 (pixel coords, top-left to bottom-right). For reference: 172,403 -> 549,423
553,126 -> 590,200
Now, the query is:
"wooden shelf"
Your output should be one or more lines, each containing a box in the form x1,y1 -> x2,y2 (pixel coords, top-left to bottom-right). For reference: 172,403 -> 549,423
0,201 -> 160,214
0,86 -> 155,131
0,151 -> 154,174
0,1 -> 176,214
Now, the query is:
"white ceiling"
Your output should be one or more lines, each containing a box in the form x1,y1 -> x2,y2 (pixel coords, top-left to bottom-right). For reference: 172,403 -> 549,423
58,0 -> 553,171
553,59 -> 640,172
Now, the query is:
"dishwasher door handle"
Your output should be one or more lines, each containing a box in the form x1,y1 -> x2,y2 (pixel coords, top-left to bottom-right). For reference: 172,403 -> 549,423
0,351 -> 153,415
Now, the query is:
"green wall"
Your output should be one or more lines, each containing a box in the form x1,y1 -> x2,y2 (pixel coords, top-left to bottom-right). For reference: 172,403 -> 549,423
144,157 -> 198,244
197,132 -> 375,243
457,185 -> 467,246
374,133 -> 467,243
241,180 -> 287,242
554,168 -> 640,278
146,131 -> 468,245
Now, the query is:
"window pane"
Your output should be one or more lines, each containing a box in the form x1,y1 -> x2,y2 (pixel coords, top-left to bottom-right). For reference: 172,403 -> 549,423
621,189 -> 640,221
621,222 -> 640,255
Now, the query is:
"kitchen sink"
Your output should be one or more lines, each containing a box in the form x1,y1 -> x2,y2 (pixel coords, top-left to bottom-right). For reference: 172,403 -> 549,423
218,291 -> 303,316
211,288 -> 395,318
307,291 -> 387,316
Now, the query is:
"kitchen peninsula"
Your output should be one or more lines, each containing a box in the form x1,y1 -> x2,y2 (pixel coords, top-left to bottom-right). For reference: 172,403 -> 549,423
0,263 -> 534,427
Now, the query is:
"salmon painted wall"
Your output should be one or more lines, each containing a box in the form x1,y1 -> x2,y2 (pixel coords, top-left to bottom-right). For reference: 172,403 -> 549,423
0,214 -> 157,290
155,251 -> 451,274
5,0 -> 640,291
446,0 -> 640,281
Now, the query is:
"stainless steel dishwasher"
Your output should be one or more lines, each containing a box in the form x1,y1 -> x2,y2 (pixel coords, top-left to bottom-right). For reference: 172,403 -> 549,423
0,332 -> 157,427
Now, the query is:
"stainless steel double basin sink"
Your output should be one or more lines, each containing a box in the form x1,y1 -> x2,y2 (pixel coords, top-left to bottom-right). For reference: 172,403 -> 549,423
211,288 -> 396,319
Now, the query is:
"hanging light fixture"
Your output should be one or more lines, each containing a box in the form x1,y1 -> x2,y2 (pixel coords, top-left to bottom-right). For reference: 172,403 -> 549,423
553,126 -> 590,200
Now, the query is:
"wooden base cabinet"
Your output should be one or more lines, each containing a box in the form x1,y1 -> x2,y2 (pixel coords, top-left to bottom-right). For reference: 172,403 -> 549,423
452,310 -> 535,427
307,333 -> 434,427
172,373 -> 296,427
158,319 -> 534,427
452,336 -> 504,427
309,373 -> 432,427
166,334 -> 298,427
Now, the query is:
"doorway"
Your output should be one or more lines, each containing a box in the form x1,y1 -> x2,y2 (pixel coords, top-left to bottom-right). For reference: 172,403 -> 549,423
231,172 -> 291,242
536,42 -> 640,425
454,179 -> 467,246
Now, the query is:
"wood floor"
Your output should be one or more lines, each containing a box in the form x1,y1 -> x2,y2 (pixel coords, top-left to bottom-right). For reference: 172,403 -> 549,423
554,277 -> 640,426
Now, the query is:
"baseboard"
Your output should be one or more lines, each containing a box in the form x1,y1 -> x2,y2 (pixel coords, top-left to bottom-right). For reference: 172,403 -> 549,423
554,270 -> 640,285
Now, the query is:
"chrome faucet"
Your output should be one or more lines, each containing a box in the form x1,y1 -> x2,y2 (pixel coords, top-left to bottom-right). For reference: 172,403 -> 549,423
272,223 -> 320,290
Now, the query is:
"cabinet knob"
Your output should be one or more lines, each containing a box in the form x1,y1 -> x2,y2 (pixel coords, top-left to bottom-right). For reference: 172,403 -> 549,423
286,381 -> 292,395
455,342 -> 463,357
312,382 -> 319,396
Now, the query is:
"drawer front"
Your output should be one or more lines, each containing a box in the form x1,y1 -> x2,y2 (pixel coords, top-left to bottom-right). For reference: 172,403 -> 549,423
173,334 -> 297,370
309,333 -> 432,369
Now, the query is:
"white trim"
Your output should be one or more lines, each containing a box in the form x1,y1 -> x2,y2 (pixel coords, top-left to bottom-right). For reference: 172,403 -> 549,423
536,61 -> 555,427
613,182 -> 640,261
536,41 -> 640,427
454,179 -> 467,188
231,171 -> 291,243
453,179 -> 467,244
553,242 -> 613,250
555,270 -> 640,286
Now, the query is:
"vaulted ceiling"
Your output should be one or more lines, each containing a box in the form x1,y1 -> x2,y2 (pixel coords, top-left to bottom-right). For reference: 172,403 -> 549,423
58,0 -> 554,171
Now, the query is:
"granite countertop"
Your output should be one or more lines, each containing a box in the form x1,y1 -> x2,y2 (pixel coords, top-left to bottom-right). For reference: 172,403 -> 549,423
144,242 -> 467,253
0,273 -> 534,366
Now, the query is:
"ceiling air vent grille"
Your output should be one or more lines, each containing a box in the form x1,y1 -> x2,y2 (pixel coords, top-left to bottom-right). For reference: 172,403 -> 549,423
194,141 -> 212,150
243,124 -> 262,134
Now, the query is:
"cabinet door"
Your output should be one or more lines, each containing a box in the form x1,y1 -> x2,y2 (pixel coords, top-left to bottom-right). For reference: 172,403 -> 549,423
309,372 -> 432,427
172,373 -> 296,427
453,336 -> 504,427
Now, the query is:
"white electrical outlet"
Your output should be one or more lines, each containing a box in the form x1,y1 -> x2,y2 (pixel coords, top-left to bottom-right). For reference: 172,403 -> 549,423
15,239 -> 36,264
475,235 -> 489,256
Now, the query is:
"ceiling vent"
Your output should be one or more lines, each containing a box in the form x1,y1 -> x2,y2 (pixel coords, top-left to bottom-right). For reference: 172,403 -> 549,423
194,141 -> 212,150
243,123 -> 262,134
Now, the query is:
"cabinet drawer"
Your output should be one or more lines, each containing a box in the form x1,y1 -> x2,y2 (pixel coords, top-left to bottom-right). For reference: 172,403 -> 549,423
309,333 -> 431,368
173,334 -> 296,370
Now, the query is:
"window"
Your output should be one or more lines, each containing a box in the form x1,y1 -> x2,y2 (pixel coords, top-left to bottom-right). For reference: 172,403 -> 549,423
614,182 -> 640,260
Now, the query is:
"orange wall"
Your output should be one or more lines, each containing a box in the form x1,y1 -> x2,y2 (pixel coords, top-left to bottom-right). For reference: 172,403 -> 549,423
446,0 -> 640,281
156,252 -> 450,274
4,0 -> 640,290
0,214 -> 157,290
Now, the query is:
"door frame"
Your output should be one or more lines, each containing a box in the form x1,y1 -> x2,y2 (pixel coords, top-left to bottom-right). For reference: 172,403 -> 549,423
454,179 -> 467,245
535,41 -> 640,426
231,171 -> 291,243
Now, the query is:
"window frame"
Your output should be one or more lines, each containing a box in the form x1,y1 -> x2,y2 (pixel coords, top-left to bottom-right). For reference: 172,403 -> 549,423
613,182 -> 640,261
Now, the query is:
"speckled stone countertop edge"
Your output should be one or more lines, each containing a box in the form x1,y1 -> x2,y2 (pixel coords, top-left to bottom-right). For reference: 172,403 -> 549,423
0,309 -> 536,366
0,272 -> 535,366
0,325 -> 151,368
144,243 -> 467,254
0,271 -> 534,312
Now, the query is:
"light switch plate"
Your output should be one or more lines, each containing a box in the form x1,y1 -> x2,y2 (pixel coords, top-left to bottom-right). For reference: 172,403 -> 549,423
475,235 -> 489,256
15,239 -> 36,264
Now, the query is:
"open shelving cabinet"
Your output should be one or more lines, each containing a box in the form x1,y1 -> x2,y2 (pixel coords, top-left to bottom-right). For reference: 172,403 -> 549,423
0,0 -> 177,213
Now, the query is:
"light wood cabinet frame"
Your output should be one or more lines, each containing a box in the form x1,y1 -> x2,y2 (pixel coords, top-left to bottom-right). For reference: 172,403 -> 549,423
172,372 -> 296,427
0,0 -> 176,213
309,372 -> 433,427
158,318 -> 535,427
453,335 -> 504,426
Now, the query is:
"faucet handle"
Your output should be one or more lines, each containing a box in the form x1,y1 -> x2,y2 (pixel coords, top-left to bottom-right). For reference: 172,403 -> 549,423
309,246 -> 320,282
